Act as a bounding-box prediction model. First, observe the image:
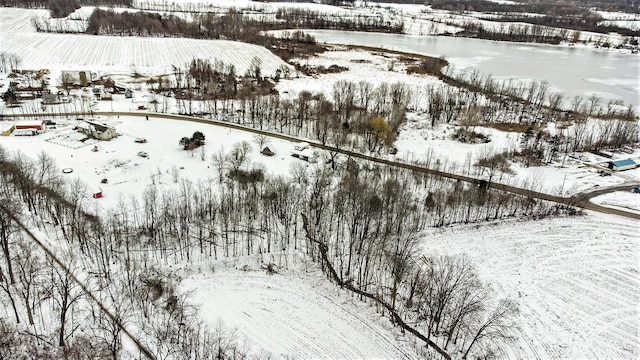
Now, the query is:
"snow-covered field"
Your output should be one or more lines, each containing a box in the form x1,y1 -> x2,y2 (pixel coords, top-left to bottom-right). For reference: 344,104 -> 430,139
1,107 -> 638,360
422,213 -> 640,359
0,115 -> 301,211
181,266 -> 417,358
0,8 -> 289,77
598,11 -> 640,31
592,191 -> 640,214
1,3 -> 639,358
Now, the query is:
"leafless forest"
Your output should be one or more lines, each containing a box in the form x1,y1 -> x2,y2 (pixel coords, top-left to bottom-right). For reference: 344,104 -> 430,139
1,1 -> 638,357
0,128 -> 571,358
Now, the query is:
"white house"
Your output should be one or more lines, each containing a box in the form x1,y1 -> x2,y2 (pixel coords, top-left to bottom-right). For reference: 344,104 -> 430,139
77,120 -> 117,141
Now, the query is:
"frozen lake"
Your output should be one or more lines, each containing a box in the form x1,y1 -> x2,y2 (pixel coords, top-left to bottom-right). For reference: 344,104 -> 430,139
301,30 -> 639,108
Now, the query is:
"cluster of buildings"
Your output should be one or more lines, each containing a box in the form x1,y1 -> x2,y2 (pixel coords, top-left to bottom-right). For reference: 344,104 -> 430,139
2,118 -> 116,141
3,69 -> 129,106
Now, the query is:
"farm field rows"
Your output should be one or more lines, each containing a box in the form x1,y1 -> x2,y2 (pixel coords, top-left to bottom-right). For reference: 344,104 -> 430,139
421,213 -> 640,359
1,3 -> 639,359
0,8 -> 289,77
181,266 -> 418,359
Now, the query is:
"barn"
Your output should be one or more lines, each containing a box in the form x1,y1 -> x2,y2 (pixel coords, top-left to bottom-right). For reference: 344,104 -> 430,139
261,146 -> 276,156
15,120 -> 46,131
607,159 -> 637,171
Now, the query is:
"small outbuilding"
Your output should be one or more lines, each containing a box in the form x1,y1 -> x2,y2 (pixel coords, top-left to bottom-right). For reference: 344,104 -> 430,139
607,159 -> 637,171
15,119 -> 46,131
291,148 -> 319,163
261,146 -> 276,156
294,142 -> 310,151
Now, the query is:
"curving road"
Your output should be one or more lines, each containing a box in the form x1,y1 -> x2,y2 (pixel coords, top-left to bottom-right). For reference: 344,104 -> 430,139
5,111 -> 640,220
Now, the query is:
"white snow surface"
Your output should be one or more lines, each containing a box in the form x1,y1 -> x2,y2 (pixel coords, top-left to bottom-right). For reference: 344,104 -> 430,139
592,191 -> 640,214
422,212 -> 640,359
180,265 -> 417,358
0,114 -> 303,212
0,8 -> 289,77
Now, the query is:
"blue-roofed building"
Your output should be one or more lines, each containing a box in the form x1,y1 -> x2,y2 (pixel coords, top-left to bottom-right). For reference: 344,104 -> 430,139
607,159 -> 637,171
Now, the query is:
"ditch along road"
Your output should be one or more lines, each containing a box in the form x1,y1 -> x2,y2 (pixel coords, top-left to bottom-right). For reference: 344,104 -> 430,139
8,111 -> 640,221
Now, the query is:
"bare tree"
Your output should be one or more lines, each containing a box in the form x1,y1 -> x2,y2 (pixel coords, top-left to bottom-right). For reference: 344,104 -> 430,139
48,255 -> 85,347
0,197 -> 20,285
60,72 -> 75,95
227,141 -> 251,176
462,299 -> 519,359
211,148 -> 227,182
252,134 -> 270,151
14,241 -> 47,326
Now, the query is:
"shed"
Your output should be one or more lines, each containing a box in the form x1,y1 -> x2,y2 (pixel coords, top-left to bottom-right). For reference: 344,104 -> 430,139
261,146 -> 276,156
1,125 -> 15,136
294,142 -> 310,151
92,190 -> 103,199
291,148 -> 319,163
15,120 -> 46,131
607,159 -> 637,171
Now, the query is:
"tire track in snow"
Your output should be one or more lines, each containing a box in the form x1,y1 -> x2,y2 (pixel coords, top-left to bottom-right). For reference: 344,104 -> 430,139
422,214 -> 640,359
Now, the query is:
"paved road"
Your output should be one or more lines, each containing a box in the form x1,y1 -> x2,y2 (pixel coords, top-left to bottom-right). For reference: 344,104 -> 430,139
5,111 -> 640,220
570,184 -> 640,219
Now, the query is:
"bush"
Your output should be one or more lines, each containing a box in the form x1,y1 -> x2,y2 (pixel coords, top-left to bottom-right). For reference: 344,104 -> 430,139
229,168 -> 264,185
451,127 -> 490,144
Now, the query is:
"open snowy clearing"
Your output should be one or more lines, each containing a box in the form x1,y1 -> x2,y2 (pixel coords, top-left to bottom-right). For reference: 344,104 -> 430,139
180,265 -> 417,358
0,8 -> 289,77
421,213 -> 640,359
592,191 -> 640,214
0,115 -> 307,212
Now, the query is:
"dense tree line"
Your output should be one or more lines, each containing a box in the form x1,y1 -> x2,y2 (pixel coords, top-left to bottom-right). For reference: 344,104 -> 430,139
82,9 -> 328,62
85,7 -> 402,40
0,52 -> 22,73
431,0 -> 640,37
431,0 -> 639,16
0,0 -> 131,18
0,147 -> 253,359
172,57 -> 636,166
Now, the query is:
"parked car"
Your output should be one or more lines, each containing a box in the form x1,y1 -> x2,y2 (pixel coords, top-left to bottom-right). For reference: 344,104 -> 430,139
633,188 -> 640,194
137,151 -> 149,158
